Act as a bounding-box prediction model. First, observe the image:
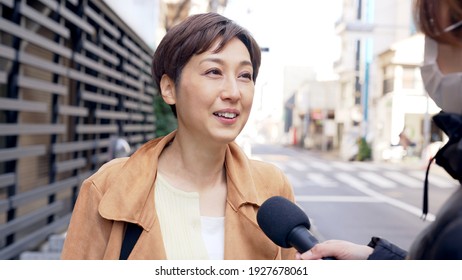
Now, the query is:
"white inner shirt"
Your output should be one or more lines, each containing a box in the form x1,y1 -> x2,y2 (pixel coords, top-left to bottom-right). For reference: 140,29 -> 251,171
201,216 -> 225,260
155,173 -> 225,260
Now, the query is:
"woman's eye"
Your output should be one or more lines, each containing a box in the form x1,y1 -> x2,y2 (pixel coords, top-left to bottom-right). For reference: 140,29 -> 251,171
205,69 -> 222,76
239,72 -> 253,80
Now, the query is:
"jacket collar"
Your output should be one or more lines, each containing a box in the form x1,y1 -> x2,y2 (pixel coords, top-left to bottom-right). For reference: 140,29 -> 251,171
225,142 -> 261,210
98,131 -> 176,231
97,130 -> 261,230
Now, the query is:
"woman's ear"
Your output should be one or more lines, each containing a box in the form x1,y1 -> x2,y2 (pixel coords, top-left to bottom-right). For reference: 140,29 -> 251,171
159,74 -> 176,105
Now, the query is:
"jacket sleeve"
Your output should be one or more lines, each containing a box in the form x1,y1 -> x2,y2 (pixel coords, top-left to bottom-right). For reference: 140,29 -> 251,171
61,179 -> 113,259
432,219 -> 462,259
366,236 -> 408,260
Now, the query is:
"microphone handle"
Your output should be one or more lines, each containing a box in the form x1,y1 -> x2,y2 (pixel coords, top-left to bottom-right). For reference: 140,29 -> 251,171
287,226 -> 335,260
287,226 -> 318,253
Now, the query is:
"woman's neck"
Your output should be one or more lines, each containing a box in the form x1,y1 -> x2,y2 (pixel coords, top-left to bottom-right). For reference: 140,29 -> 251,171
158,133 -> 228,193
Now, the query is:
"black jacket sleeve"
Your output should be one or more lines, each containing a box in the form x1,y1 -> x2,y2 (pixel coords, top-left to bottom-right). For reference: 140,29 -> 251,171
432,219 -> 462,259
366,237 -> 408,260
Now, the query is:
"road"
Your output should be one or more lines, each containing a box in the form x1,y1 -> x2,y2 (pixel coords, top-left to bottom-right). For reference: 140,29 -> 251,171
251,144 -> 459,251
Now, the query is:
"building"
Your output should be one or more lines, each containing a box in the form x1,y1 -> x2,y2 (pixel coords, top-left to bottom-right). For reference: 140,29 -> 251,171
289,78 -> 340,151
374,34 -> 443,162
334,0 -> 415,160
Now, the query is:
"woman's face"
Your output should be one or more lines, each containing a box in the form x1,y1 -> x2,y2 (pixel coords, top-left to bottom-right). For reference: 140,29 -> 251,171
170,37 -> 255,144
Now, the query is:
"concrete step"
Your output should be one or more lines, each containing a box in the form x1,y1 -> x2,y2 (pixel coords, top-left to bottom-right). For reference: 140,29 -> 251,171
19,232 -> 66,260
19,251 -> 61,260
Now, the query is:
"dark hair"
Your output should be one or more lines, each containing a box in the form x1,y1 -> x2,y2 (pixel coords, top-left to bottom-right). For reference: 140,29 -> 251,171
414,0 -> 462,45
151,13 -> 261,116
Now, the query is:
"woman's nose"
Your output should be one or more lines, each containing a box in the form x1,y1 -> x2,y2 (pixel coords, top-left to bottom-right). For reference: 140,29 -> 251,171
220,78 -> 240,101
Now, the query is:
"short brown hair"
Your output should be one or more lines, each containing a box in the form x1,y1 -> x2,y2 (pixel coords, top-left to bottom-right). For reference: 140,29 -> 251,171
151,13 -> 262,116
414,0 -> 462,45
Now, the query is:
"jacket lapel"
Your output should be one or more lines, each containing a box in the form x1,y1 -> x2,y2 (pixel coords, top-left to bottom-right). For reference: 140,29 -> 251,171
98,131 -> 177,231
224,142 -> 279,259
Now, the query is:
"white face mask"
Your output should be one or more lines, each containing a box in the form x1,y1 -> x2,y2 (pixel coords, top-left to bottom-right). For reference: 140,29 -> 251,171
420,35 -> 462,115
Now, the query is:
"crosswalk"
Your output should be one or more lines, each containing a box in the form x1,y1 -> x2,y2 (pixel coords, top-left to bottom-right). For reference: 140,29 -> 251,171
255,156 -> 459,190
358,172 -> 397,188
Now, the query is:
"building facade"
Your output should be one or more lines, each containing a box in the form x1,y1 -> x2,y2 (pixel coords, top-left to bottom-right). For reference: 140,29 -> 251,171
334,0 -> 416,160
289,79 -> 340,151
374,34 -> 443,162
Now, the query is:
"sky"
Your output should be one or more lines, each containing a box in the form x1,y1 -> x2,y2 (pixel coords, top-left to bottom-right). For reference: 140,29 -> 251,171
104,0 -> 159,48
104,0 -> 343,74
223,0 -> 343,74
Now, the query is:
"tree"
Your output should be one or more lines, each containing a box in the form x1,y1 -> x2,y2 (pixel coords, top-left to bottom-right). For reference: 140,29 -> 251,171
356,137 -> 372,161
153,94 -> 177,137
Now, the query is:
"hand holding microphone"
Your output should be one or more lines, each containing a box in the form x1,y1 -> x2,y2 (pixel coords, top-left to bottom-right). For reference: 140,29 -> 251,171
257,196 -> 335,260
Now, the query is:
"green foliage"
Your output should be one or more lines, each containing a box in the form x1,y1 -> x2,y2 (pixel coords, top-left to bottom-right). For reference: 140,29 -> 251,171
356,137 -> 372,161
153,94 -> 177,137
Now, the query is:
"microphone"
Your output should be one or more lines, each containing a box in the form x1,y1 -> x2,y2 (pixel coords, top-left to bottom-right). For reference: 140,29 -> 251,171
257,196 -> 334,259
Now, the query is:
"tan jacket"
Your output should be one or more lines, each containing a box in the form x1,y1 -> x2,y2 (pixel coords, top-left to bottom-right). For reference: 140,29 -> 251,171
61,131 -> 297,259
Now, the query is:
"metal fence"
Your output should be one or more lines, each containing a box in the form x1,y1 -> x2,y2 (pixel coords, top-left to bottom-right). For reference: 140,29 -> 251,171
0,0 -> 156,259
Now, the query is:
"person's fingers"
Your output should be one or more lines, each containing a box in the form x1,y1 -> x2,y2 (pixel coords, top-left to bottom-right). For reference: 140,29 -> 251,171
306,240 -> 341,259
298,248 -> 324,260
296,239 -> 375,260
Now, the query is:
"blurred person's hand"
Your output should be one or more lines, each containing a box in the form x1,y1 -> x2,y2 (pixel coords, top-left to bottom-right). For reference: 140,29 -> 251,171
295,240 -> 373,260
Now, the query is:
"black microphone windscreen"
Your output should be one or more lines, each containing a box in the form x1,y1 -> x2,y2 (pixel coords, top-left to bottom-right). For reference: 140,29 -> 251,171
257,196 -> 311,248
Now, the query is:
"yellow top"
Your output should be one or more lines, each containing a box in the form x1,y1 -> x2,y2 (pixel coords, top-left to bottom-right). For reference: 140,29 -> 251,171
154,173 -> 209,260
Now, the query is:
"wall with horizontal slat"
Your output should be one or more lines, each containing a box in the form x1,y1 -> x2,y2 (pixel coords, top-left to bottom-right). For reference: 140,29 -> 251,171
0,0 -> 157,259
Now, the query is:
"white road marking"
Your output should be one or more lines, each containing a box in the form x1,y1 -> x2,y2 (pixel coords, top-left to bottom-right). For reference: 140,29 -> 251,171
409,171 -> 457,189
296,195 -> 380,203
384,171 -> 423,188
307,161 -> 333,172
288,161 -> 308,172
330,161 -> 357,171
306,173 -> 338,188
358,172 -> 396,188
335,172 -> 436,221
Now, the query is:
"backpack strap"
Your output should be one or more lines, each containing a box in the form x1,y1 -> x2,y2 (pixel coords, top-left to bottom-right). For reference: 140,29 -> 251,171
119,223 -> 143,260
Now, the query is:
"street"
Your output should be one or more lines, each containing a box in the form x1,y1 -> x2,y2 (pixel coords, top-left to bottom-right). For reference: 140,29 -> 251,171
251,143 -> 459,251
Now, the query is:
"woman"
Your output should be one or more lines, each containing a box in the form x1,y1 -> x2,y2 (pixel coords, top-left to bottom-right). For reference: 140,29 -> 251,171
61,13 -> 296,260
299,0 -> 462,260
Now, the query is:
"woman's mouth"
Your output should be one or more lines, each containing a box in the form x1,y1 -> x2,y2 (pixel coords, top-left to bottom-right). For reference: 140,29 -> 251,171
214,112 -> 238,119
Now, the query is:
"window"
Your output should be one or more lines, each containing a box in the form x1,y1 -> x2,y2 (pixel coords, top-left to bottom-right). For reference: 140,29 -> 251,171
382,65 -> 394,95
402,66 -> 416,89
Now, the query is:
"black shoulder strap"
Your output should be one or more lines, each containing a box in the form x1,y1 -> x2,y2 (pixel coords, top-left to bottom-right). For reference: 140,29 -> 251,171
119,223 -> 143,260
